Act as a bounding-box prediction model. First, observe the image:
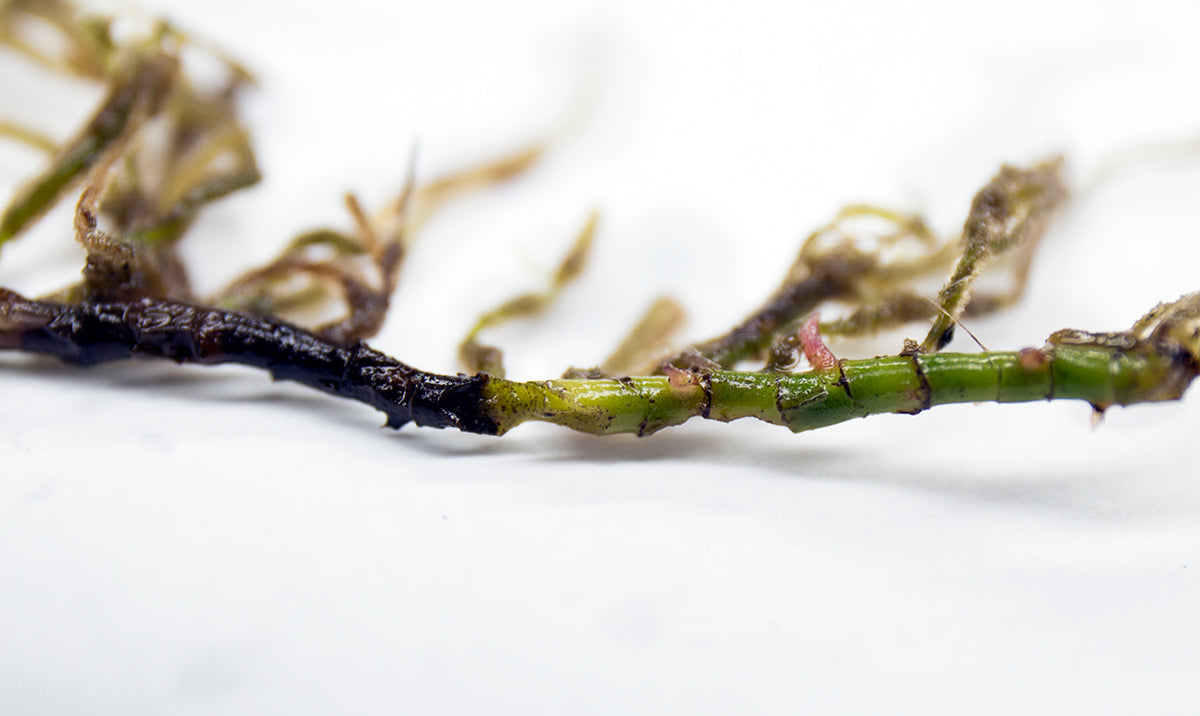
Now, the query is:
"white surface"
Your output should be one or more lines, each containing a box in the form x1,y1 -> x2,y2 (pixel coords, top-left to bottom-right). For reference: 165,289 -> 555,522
3,0 -> 1200,713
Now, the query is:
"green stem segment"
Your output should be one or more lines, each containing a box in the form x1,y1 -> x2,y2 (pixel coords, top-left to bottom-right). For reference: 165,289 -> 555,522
481,339 -> 1196,435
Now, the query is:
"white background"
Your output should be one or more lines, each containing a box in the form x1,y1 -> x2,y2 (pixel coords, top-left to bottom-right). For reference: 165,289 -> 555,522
3,0 -> 1200,713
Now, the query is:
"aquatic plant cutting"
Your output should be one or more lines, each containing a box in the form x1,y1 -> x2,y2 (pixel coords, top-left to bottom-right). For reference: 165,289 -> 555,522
2,0 -> 1198,440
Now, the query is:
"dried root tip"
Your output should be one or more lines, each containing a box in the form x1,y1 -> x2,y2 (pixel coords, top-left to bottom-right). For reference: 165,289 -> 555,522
799,313 -> 838,370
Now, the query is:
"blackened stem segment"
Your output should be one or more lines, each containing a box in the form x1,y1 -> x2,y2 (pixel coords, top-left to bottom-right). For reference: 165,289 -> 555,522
0,288 -> 498,434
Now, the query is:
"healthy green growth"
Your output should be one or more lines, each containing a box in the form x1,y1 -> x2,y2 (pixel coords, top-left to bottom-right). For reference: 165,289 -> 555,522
1,0 -> 1198,438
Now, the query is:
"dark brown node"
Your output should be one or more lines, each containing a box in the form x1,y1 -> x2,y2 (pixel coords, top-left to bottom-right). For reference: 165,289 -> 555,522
896,353 -> 932,415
